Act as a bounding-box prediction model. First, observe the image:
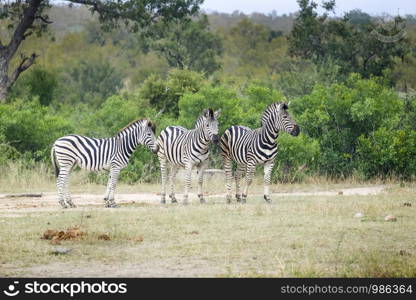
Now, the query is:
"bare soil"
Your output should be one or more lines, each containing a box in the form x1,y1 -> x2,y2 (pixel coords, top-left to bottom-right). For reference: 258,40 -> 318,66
0,185 -> 386,212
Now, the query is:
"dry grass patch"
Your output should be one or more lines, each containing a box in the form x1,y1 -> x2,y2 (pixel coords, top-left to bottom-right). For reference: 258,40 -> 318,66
0,183 -> 415,277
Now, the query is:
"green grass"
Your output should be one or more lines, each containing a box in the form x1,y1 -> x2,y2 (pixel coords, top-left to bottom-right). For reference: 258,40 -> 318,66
0,184 -> 415,277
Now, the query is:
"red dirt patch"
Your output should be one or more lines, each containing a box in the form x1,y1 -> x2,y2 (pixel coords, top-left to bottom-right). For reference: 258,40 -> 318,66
41,227 -> 85,244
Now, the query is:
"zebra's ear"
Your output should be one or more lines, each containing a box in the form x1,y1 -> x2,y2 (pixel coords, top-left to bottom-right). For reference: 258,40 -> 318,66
281,103 -> 288,110
214,109 -> 221,119
203,109 -> 211,118
148,120 -> 156,133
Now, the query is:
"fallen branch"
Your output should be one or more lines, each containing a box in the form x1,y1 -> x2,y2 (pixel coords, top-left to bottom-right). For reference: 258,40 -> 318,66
4,193 -> 43,198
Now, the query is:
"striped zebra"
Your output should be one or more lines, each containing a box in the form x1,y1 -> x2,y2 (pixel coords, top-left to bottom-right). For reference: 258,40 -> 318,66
157,108 -> 221,204
219,102 -> 300,203
51,119 -> 158,208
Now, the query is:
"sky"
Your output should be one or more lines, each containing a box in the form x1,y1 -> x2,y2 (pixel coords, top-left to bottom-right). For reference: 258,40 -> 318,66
201,0 -> 416,16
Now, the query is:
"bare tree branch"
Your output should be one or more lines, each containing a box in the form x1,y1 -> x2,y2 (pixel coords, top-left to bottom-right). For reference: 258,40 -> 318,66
9,52 -> 38,87
35,15 -> 53,24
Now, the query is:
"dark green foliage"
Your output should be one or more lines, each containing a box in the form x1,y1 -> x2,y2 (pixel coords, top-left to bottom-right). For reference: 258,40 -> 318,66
139,69 -> 204,117
142,15 -> 223,74
10,67 -> 58,106
59,58 -> 124,107
288,0 -> 410,80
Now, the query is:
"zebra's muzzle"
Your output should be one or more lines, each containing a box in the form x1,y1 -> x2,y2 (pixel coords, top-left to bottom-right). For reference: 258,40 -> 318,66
291,125 -> 300,136
212,135 -> 219,144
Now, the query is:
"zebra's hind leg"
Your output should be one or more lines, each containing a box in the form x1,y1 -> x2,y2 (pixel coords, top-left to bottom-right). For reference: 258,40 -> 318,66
242,163 -> 256,204
196,161 -> 208,204
168,164 -> 178,204
223,156 -> 233,204
263,160 -> 274,203
104,166 -> 120,208
235,164 -> 245,202
57,165 -> 73,208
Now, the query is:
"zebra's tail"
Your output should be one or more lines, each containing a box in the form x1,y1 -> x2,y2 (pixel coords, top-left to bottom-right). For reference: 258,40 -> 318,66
51,146 -> 59,178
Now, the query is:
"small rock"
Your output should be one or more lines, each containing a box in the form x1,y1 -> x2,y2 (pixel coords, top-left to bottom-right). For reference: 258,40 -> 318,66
354,212 -> 364,218
399,250 -> 411,256
86,215 -> 92,218
403,202 -> 412,207
385,215 -> 397,222
338,191 -> 344,195
50,247 -> 72,255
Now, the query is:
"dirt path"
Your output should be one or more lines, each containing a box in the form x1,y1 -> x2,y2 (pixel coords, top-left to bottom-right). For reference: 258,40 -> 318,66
0,185 -> 386,212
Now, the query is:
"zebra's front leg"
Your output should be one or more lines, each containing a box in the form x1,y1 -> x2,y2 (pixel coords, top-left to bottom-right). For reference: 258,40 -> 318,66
103,171 -> 112,203
242,163 -> 256,204
223,156 -> 233,204
183,163 -> 193,205
197,161 -> 208,204
105,167 -> 120,208
169,164 -> 178,204
263,160 -> 274,203
235,164 -> 245,202
159,157 -> 168,204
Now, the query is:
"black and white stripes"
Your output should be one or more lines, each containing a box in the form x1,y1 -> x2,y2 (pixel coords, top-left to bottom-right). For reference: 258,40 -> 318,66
51,119 -> 158,208
219,102 -> 300,203
157,108 -> 221,204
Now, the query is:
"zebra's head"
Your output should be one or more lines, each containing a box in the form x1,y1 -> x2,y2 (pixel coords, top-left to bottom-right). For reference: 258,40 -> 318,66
199,108 -> 221,144
139,119 -> 158,153
261,102 -> 300,137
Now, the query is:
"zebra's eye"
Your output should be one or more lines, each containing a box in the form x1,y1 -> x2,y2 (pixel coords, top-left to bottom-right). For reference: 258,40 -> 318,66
283,115 -> 288,119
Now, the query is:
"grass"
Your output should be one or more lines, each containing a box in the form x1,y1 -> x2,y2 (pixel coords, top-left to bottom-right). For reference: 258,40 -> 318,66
0,182 -> 415,277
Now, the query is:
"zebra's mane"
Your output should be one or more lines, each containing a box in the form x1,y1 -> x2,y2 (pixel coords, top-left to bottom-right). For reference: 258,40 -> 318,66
117,119 -> 156,136
261,102 -> 287,126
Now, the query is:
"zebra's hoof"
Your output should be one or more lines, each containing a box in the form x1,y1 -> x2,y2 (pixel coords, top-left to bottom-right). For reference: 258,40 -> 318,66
67,201 -> 76,208
161,199 -> 166,204
171,199 -> 178,204
198,194 -> 205,204
59,201 -> 68,209
235,194 -> 242,202
105,202 -> 119,208
241,195 -> 247,204
263,195 -> 272,203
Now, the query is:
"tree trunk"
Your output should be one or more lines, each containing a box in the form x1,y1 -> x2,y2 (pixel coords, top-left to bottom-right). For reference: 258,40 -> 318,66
0,0 -> 42,103
0,56 -> 10,103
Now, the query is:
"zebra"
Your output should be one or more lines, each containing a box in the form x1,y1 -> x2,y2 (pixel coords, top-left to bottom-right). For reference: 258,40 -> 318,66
219,102 -> 300,204
51,119 -> 158,208
157,108 -> 221,204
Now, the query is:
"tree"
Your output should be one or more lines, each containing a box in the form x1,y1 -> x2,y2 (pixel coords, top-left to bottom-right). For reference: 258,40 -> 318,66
288,0 -> 410,79
0,0 -> 202,102
141,15 -> 223,75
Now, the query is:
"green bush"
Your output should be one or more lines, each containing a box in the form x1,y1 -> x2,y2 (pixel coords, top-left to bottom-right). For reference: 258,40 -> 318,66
0,99 -> 74,161
292,73 -> 403,176
139,69 -> 205,117
357,128 -> 416,179
272,133 -> 320,183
